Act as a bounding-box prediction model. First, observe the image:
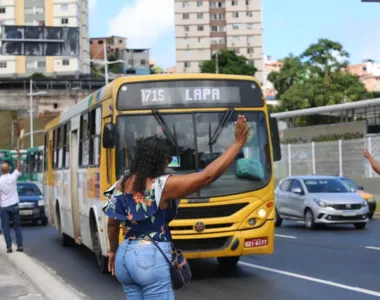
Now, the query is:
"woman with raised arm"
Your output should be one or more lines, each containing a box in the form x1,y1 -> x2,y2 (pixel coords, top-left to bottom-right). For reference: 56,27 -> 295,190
103,115 -> 251,300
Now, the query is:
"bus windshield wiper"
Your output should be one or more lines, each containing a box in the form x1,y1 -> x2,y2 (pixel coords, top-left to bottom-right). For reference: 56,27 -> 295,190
152,110 -> 178,147
208,109 -> 233,153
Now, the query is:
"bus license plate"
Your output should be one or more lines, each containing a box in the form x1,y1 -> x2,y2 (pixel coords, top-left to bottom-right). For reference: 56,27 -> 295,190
20,210 -> 33,216
342,211 -> 356,217
244,237 -> 268,248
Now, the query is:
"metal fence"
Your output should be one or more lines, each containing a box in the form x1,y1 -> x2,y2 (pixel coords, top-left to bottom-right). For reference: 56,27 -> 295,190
274,136 -> 380,179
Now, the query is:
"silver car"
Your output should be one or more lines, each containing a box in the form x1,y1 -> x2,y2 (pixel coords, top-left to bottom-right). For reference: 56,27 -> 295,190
275,175 -> 369,230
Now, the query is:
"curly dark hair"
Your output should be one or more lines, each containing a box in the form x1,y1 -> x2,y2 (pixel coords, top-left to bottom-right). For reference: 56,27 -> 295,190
121,136 -> 170,194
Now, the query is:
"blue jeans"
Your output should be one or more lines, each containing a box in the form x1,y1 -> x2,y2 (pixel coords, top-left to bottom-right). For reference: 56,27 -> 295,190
0,204 -> 23,249
115,239 -> 175,300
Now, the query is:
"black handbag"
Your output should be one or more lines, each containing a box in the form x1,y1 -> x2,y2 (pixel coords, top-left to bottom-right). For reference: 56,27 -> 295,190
145,235 -> 192,290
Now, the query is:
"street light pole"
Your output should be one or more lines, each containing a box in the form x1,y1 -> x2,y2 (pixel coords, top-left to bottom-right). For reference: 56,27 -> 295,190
30,79 -> 34,148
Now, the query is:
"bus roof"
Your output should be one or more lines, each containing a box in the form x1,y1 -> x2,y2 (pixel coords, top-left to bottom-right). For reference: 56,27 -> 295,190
27,146 -> 44,153
44,74 -> 261,132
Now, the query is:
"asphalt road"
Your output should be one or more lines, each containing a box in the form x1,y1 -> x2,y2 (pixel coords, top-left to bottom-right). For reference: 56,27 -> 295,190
13,219 -> 380,300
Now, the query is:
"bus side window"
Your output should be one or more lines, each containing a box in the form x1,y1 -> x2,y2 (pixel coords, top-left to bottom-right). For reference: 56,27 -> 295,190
269,117 -> 281,162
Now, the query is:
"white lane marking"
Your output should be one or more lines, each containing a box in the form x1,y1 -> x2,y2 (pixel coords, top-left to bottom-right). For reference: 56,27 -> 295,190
297,221 -> 305,224
239,262 -> 380,297
365,246 -> 380,251
275,234 -> 297,239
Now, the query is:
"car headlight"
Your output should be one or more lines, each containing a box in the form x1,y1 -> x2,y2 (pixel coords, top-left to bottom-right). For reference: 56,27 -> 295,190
313,198 -> 327,207
361,201 -> 368,208
38,200 -> 44,207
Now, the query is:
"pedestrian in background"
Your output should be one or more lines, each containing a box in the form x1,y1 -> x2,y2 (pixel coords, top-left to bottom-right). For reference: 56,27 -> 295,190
103,115 -> 251,299
364,149 -> 380,175
0,148 -> 23,253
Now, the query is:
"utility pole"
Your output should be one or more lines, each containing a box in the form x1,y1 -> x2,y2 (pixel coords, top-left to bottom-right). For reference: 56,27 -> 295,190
104,42 -> 109,85
29,79 -> 33,148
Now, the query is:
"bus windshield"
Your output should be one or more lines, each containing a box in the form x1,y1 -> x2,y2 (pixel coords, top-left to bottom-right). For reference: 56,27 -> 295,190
116,111 -> 271,198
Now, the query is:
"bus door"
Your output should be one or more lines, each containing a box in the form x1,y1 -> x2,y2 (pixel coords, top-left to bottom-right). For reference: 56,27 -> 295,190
70,130 -> 81,244
48,140 -> 55,225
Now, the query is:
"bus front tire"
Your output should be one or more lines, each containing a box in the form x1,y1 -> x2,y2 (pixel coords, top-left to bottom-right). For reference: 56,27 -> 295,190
217,256 -> 240,269
90,216 -> 109,274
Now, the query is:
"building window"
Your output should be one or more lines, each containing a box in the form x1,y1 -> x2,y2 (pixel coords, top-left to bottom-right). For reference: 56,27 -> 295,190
62,59 -> 70,66
246,0 -> 252,5
184,25 -> 190,32
247,23 -> 255,30
211,26 -> 218,32
140,59 -> 146,66
248,60 -> 255,66
183,13 -> 189,20
61,18 -> 69,25
0,62 -> 7,68
232,0 -> 238,5
27,62 -> 36,69
184,50 -> 191,56
232,12 -> 239,18
98,40 -> 104,44
184,62 -> 191,68
219,14 -> 225,20
61,4 -> 68,11
197,13 -> 204,19
38,61 -> 46,68
232,24 -> 240,30
198,37 -> 204,44
197,1 -> 203,7
246,11 -> 253,17
119,40 -> 123,44
248,47 -> 254,54
197,25 -> 204,31
0,8 -> 5,14
182,1 -> 189,8
211,14 -> 217,20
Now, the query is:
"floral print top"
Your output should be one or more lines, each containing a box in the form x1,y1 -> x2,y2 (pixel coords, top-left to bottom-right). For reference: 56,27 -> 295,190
102,175 -> 178,242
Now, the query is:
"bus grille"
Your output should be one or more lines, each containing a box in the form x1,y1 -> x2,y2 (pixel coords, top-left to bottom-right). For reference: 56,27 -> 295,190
176,203 -> 248,220
173,237 -> 231,252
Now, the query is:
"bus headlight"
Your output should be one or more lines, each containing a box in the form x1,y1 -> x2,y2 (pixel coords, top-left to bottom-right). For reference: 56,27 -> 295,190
38,200 -> 44,207
258,209 -> 267,218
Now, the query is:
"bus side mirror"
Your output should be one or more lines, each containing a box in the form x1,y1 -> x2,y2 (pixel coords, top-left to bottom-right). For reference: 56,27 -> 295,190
103,122 -> 115,149
269,117 -> 281,162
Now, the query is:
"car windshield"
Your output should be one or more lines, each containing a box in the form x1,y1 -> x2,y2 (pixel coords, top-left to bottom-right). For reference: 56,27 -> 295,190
17,184 -> 41,196
303,179 -> 350,193
341,178 -> 359,191
116,111 -> 271,198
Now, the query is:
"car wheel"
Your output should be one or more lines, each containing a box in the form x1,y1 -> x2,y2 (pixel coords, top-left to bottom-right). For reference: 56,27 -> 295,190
304,209 -> 315,230
217,256 -> 240,269
41,217 -> 48,226
354,222 -> 366,230
275,208 -> 283,227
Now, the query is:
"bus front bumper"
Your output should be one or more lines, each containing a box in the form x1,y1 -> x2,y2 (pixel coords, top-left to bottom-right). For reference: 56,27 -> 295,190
172,219 -> 274,260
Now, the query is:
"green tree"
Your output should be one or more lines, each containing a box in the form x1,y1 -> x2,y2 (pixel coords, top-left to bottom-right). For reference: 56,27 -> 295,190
151,65 -> 164,74
268,39 -> 369,125
200,49 -> 257,76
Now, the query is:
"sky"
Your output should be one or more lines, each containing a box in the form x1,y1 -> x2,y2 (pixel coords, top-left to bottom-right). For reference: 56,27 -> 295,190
89,0 -> 380,69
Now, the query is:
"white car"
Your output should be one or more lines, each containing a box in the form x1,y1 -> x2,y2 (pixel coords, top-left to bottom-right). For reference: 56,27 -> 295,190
275,175 -> 369,230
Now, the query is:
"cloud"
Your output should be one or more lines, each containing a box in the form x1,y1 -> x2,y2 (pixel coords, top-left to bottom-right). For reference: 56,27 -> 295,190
108,0 -> 175,49
88,0 -> 96,13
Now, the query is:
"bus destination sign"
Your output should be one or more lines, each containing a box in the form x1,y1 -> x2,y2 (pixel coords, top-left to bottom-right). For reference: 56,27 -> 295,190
117,79 -> 264,110
140,87 -> 240,106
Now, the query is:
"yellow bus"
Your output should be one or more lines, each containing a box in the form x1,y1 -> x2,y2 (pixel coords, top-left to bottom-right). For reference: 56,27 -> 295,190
43,74 -> 281,273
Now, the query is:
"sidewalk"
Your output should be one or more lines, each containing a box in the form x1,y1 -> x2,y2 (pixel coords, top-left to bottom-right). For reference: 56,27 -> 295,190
0,253 -> 45,300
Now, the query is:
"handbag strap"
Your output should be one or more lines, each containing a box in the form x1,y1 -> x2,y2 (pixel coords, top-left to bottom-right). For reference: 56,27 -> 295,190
143,234 -> 172,265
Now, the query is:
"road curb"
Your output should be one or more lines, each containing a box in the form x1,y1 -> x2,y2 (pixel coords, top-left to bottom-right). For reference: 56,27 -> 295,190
0,239 -> 86,300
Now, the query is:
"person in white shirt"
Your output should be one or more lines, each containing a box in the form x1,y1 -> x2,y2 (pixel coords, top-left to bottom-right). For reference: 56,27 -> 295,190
0,148 -> 23,253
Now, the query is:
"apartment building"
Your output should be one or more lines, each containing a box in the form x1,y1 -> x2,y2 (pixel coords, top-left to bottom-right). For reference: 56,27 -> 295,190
90,36 -> 127,60
175,0 -> 263,82
123,49 -> 150,75
0,0 -> 90,78
348,60 -> 380,92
